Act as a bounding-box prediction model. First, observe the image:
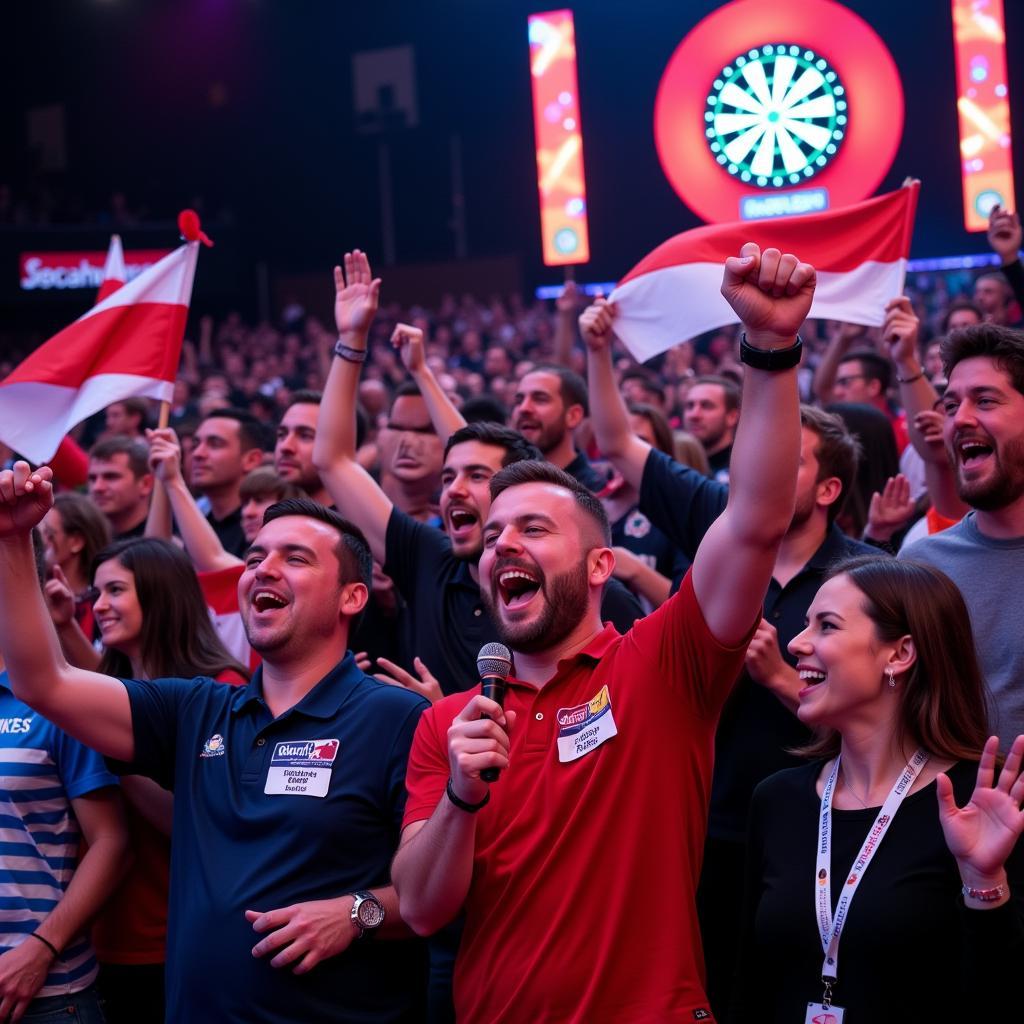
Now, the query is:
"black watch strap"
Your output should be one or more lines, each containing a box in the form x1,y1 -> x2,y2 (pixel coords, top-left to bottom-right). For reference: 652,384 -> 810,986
446,778 -> 490,813
739,333 -> 803,371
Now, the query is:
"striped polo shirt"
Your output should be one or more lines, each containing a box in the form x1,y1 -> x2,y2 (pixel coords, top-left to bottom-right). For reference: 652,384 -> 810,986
0,671 -> 118,996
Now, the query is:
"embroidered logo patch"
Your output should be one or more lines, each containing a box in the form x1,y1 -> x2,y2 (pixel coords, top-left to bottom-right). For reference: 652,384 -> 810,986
200,734 -> 225,758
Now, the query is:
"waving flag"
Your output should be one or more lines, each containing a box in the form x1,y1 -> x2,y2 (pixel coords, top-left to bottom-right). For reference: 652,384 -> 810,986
0,242 -> 199,463
96,234 -> 127,303
610,182 -> 919,362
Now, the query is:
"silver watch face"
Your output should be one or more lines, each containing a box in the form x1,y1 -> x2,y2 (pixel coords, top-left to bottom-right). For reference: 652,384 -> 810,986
355,896 -> 385,930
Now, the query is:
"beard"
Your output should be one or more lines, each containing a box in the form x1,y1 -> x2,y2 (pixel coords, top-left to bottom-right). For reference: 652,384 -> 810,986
481,560 -> 590,654
787,486 -> 818,532
952,434 -> 1024,511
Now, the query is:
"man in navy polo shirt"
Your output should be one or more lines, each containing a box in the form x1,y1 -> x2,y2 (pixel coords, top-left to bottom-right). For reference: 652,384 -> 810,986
0,486 -> 428,1023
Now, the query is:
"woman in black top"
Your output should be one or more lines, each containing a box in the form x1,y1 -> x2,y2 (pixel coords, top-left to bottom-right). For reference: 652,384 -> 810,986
732,556 -> 1024,1023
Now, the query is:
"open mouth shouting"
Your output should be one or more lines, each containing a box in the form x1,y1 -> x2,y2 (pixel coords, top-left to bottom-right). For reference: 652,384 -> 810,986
447,506 -> 479,542
251,587 -> 289,615
494,563 -> 543,612
955,434 -> 994,473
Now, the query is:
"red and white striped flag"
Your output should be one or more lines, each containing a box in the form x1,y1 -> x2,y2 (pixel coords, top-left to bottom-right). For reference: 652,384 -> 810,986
96,234 -> 127,303
0,242 -> 199,464
610,182 -> 919,362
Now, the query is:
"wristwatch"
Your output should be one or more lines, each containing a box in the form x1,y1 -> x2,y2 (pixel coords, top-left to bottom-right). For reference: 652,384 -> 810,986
350,890 -> 386,938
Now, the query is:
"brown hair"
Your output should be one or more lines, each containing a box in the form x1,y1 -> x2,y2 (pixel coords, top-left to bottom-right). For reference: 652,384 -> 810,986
628,402 -> 675,457
672,431 -> 711,476
799,405 -> 861,527
53,492 -> 112,581
89,435 -> 151,478
239,467 -> 301,504
797,556 -> 990,761
941,321 -> 1024,397
489,459 -> 611,545
692,374 -> 741,412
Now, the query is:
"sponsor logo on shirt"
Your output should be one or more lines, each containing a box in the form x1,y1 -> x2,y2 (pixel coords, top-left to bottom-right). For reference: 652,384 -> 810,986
270,739 -> 339,767
200,733 -> 226,758
0,717 -> 33,734
624,511 -> 652,539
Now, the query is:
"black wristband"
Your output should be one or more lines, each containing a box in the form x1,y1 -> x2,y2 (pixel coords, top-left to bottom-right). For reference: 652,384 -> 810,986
29,932 -> 59,958
739,333 -> 803,371
334,337 -> 368,363
446,777 -> 490,814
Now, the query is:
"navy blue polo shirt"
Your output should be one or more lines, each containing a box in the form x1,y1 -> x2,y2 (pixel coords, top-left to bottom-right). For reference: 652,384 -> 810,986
111,654 -> 428,1023
639,447 -> 878,839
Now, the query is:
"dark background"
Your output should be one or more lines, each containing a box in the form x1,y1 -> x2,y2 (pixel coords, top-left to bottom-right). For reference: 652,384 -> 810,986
3,0 -> 1022,322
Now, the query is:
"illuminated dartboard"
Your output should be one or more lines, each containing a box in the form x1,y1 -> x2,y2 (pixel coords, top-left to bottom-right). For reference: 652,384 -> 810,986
705,45 -> 848,189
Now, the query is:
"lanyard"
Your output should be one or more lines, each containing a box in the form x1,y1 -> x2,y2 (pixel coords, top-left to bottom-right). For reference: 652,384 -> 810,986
814,748 -> 929,1007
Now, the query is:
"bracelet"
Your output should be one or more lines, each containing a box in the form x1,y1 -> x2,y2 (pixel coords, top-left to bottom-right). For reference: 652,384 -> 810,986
962,882 -> 1007,903
739,333 -> 803,371
446,777 -> 490,814
334,338 -> 368,363
896,369 -> 924,385
29,932 -> 59,958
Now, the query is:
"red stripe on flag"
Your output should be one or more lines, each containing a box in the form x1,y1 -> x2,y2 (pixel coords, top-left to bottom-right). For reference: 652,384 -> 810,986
1,303 -> 187,389
618,186 -> 917,285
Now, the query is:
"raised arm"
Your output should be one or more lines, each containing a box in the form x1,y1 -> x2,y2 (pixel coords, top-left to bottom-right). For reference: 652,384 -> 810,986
692,244 -> 808,646
580,299 -> 651,490
552,279 -> 580,367
812,319 -> 865,404
311,250 -> 393,565
0,463 -> 134,760
147,428 -> 241,572
391,324 -> 467,446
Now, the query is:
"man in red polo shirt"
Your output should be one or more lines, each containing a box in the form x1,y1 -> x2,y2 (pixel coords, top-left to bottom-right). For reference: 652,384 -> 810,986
392,244 -> 813,1023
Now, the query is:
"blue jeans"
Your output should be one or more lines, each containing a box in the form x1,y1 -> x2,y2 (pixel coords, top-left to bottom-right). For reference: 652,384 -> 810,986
21,986 -> 106,1024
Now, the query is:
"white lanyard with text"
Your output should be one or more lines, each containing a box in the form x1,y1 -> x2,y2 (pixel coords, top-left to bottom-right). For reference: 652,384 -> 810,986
814,748 -> 929,1012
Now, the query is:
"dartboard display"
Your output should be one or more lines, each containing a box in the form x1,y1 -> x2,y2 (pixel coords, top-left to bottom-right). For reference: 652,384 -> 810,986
705,45 -> 847,188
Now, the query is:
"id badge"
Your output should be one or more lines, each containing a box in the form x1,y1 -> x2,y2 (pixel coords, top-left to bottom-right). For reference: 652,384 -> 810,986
804,1003 -> 845,1024
264,738 -> 339,798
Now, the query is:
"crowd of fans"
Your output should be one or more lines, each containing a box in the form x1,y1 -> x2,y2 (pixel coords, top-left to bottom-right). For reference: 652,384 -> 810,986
1,208 -> 1024,1024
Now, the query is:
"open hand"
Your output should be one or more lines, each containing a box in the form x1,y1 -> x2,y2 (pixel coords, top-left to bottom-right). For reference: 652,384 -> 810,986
865,474 -> 915,541
0,932 -> 55,1022
0,463 -> 54,538
246,897 -> 358,975
579,299 -> 617,352
720,243 -> 815,347
334,249 -> 381,341
938,735 -> 1024,887
373,655 -> 442,704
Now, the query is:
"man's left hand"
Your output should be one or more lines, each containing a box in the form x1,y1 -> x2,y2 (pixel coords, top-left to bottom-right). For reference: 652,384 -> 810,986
0,935 -> 55,1022
246,897 -> 358,975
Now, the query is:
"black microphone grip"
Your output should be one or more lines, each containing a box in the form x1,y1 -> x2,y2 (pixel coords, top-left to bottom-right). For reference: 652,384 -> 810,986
480,675 -> 508,783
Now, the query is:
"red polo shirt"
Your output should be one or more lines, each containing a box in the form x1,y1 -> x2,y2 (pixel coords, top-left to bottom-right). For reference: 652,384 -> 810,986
404,571 -> 753,1023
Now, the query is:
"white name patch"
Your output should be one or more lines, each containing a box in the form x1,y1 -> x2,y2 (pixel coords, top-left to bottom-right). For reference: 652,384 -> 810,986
556,685 -> 617,763
264,738 -> 340,798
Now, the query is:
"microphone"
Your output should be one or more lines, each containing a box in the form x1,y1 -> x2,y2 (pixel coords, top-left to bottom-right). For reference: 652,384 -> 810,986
478,642 -> 512,783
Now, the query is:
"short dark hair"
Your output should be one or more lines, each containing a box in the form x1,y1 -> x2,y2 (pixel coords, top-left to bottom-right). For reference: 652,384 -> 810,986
692,375 -> 741,412
394,381 -> 423,400
621,369 -> 664,403
109,396 -> 150,428
489,459 -> 611,544
524,364 -> 590,416
444,422 -> 542,466
627,402 -> 674,457
940,299 -> 983,334
799,405 -> 861,526
31,529 -> 46,587
841,349 -> 892,391
261,498 -> 372,589
239,467 -> 301,504
89,435 -> 151,478
460,395 -> 508,425
287,389 -> 322,408
203,408 -> 272,452
941,322 -> 1024,396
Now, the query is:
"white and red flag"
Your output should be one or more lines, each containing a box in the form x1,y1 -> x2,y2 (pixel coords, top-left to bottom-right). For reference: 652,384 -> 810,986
609,181 -> 919,362
0,240 -> 199,464
95,234 -> 127,303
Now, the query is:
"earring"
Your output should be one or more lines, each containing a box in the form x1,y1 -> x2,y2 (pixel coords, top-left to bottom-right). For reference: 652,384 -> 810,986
886,669 -> 896,689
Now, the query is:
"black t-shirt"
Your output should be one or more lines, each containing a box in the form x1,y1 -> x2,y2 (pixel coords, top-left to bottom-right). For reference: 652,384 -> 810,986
734,759 -> 1024,1023
707,443 -> 732,484
564,449 -> 611,493
639,447 -> 877,839
383,508 -> 643,695
207,505 -> 248,559
610,504 -> 689,607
